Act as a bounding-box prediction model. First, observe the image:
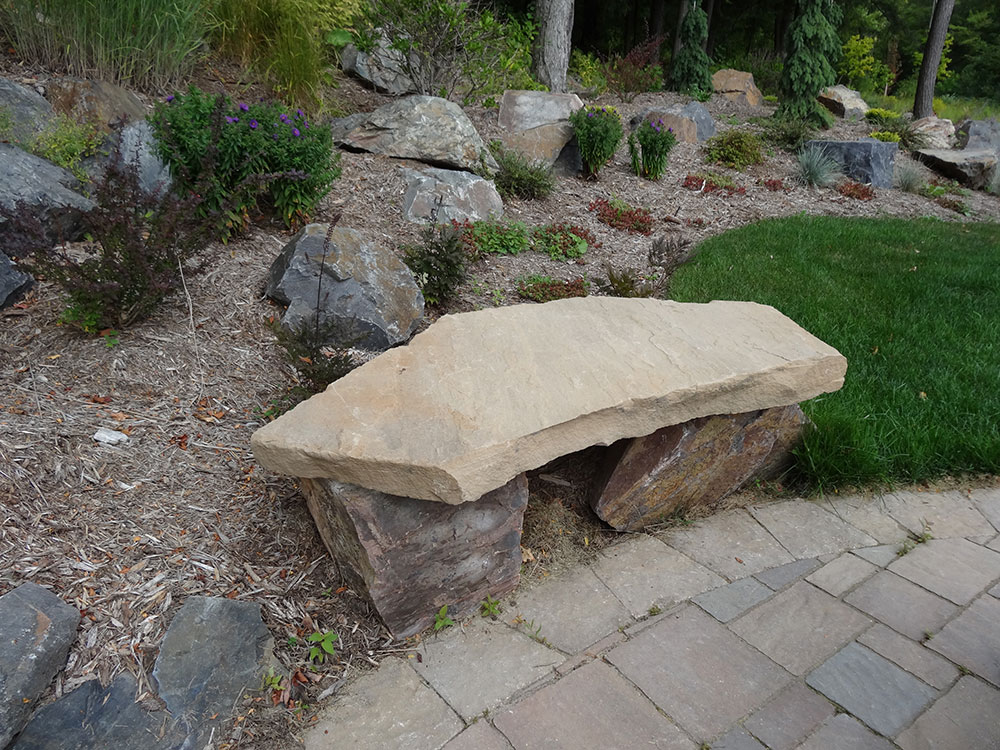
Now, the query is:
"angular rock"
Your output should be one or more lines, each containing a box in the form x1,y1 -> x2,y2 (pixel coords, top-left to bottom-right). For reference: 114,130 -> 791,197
302,474 -> 528,638
0,77 -> 54,143
804,139 -> 897,188
1,251 -> 33,309
591,405 -> 808,531
0,583 -> 80,747
265,223 -> 424,350
916,148 -> 998,189
45,78 -> 146,132
341,39 -> 417,96
10,674 -> 183,750
630,101 -> 716,143
712,69 -> 764,107
498,90 -> 583,132
401,166 -> 503,224
330,96 -> 498,173
911,115 -> 956,150
153,597 -> 274,744
498,90 -> 584,176
83,120 -> 172,197
0,143 -> 95,246
955,117 -> 1000,152
251,298 -> 847,504
817,85 -> 868,120
503,123 -> 582,177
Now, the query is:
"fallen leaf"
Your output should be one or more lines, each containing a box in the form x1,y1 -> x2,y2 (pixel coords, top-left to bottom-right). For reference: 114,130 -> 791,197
520,546 -> 535,563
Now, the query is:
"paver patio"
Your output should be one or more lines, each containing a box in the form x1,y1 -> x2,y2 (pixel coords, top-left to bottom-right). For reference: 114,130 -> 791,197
304,487 -> 1000,749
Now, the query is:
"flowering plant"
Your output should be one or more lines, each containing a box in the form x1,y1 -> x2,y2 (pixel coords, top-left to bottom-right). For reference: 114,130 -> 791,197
150,87 -> 339,238
568,105 -> 623,179
628,118 -> 677,180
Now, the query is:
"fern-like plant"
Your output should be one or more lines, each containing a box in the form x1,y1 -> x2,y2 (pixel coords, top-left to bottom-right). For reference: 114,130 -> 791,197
671,0 -> 712,98
777,0 -> 842,127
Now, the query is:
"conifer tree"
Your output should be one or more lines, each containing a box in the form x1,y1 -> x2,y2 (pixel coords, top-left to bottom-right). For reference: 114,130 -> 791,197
671,0 -> 712,98
777,0 -> 842,126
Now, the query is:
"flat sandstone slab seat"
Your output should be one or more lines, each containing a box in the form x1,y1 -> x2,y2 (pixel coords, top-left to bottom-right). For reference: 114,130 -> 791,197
251,298 -> 846,504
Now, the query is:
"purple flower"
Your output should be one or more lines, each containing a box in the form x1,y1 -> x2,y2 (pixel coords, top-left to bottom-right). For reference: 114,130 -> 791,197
239,102 -> 249,112
166,95 -> 175,103
292,127 -> 301,137
280,113 -> 289,122
225,116 -> 237,123
250,119 -> 258,129
587,112 -> 594,118
296,108 -> 304,119
272,133 -> 279,140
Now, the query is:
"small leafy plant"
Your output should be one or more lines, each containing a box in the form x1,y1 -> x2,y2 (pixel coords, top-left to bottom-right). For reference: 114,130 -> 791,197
795,145 -> 841,187
598,264 -> 666,298
934,196 -> 972,215
480,595 -> 502,617
837,180 -> 876,200
760,116 -> 818,151
307,630 -> 339,663
588,197 -> 653,235
864,108 -> 902,127
403,222 -> 470,306
703,129 -> 765,170
569,105 -> 624,179
531,223 -> 595,260
433,605 -> 455,632
569,49 -> 608,94
517,275 -> 588,302
628,119 -> 677,180
28,113 -> 102,183
453,219 -> 598,260
870,130 -> 901,143
489,140 -> 555,201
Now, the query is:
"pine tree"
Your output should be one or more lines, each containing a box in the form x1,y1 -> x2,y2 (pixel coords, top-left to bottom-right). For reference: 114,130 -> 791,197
671,0 -> 712,98
777,0 -> 843,126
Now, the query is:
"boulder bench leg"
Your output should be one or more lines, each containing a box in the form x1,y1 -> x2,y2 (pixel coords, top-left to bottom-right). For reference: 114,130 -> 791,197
302,474 -> 528,639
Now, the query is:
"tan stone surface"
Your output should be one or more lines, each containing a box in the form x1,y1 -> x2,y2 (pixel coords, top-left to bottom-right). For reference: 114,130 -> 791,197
712,69 -> 764,107
251,298 -> 846,504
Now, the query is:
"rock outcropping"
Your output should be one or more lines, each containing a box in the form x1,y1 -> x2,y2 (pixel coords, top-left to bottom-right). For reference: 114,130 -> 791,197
818,85 -> 868,120
712,70 -> 763,108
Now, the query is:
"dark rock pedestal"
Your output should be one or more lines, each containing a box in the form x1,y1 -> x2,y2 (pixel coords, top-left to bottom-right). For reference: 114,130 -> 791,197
805,139 -> 897,188
591,405 -> 809,531
303,474 -> 529,639
1,251 -> 33,309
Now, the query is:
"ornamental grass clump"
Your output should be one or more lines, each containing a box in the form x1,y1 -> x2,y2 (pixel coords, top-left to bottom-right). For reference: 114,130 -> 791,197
569,105 -> 624,179
795,145 -> 841,187
628,119 -> 677,180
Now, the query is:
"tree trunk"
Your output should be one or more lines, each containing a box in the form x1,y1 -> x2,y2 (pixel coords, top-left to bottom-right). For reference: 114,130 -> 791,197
913,0 -> 955,119
702,0 -> 715,52
672,0 -> 690,59
650,0 -> 667,40
533,0 -> 575,93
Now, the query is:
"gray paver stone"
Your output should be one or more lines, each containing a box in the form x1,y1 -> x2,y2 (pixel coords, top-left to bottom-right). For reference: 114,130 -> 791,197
972,488 -> 1000,532
896,676 -> 1000,750
754,558 -> 821,590
712,727 -> 766,749
662,509 -> 793,580
806,553 -> 878,597
991,582 -> 1000,598
990,535 -> 1000,552
927,595 -> 1000,687
693,577 -> 773,623
883,489 -> 996,539
820,496 -> 911,544
806,642 -> 937,737
442,721 -> 513,750
852,545 -> 902,567
857,623 -> 958,690
743,682 -> 835,750
304,659 -> 462,750
749,500 -> 877,558
730,581 -> 871,675
844,571 -> 957,641
412,617 -> 558,720
797,714 -> 896,750
510,566 -> 631,654
591,535 -> 724,618
493,660 -> 695,750
888,538 -> 1000,605
606,605 -> 791,741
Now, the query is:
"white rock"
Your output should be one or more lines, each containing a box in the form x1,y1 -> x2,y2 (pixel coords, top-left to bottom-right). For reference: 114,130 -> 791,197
93,427 -> 129,445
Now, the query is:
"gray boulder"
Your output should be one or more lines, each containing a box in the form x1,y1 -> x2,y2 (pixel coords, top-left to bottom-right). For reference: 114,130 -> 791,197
82,120 -> 172,197
911,116 -> 956,150
0,78 -> 53,144
401,166 -> 503,223
0,143 -> 95,246
498,90 -> 584,177
331,96 -> 498,173
818,85 -> 869,120
266,223 -> 424,351
498,90 -> 583,132
0,583 -> 80,747
45,77 -> 146,132
805,139 -> 898,189
341,38 -> 417,96
955,118 -> 1000,152
629,101 -> 716,143
915,148 -> 998,189
1,251 -> 33,308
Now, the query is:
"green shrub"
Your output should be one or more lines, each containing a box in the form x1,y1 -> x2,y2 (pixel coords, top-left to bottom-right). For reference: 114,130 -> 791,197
453,219 -> 598,260
604,37 -> 665,103
150,87 -> 340,239
894,161 -> 925,194
569,50 -> 608,94
864,108 -> 902,127
569,105 -> 624,179
531,223 -> 596,260
1,0 -> 203,90
489,141 -> 555,200
777,0 -> 842,127
628,119 -> 678,180
517,275 -> 588,302
588,197 -> 653,235
870,130 -> 901,143
795,145 -> 840,187
875,118 -> 930,152
703,129 -> 765,170
28,114 -> 102,183
759,116 -> 817,151
402,223 -> 469,306
671,0 -> 712,99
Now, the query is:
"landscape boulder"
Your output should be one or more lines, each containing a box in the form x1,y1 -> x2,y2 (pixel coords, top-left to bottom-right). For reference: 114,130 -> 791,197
401,166 -> 503,224
81,120 -> 172,197
911,116 -> 956,150
0,583 -> 80,747
955,118 -> 1000,152
818,85 -> 868,120
712,69 -> 763,108
0,143 -> 95,246
341,37 -> 417,96
251,297 -> 847,505
1,251 -> 33,309
804,139 -> 897,188
629,101 -> 716,144
265,223 -> 424,351
915,148 -> 998,189
0,77 -> 54,143
330,96 -> 498,173
45,78 -> 146,132
497,90 -> 584,175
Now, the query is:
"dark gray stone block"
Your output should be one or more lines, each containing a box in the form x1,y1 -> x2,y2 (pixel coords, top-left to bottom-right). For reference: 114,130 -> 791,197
805,139 -> 898,188
82,121 -> 172,198
693,577 -> 773,623
956,117 -> 1000,152
1,251 -> 32,309
0,582 -> 80,747
0,77 -> 53,143
754,558 -> 820,590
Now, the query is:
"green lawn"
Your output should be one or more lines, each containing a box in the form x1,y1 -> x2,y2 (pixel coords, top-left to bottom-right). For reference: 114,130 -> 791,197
669,215 -> 1000,490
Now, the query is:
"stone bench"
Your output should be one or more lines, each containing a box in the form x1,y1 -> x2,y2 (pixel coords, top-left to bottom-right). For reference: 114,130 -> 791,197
251,298 -> 846,637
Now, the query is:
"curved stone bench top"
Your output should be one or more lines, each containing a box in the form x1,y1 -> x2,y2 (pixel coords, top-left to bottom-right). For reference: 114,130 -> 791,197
251,298 -> 847,504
